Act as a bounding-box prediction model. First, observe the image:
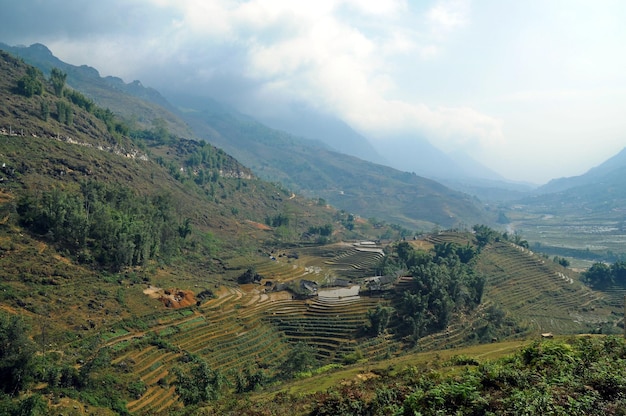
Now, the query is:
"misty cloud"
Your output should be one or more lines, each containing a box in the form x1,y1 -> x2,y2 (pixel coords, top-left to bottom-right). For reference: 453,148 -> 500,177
2,0 -> 626,183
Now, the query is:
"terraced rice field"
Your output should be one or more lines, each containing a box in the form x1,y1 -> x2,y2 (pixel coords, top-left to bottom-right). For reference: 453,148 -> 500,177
109,280 -> 390,413
267,292 -> 387,361
477,241 -> 605,334
106,237 -> 620,414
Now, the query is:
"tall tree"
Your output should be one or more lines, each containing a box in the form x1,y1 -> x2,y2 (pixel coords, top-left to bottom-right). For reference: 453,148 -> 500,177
49,68 -> 67,97
17,67 -> 43,97
0,314 -> 36,395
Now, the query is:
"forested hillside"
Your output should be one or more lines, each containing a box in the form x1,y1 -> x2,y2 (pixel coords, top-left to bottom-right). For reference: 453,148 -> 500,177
4,43 -> 491,231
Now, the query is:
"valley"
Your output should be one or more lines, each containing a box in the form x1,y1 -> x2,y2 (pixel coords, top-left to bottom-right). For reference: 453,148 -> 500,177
1,44 -> 626,415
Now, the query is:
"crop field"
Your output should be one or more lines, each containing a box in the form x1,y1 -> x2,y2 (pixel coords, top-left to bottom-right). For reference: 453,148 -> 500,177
107,280 -> 390,413
506,212 -> 626,267
100,237 -> 625,414
476,241 -> 614,334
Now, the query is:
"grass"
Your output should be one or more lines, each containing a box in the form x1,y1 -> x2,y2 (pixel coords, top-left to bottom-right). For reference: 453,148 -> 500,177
261,338 -> 530,398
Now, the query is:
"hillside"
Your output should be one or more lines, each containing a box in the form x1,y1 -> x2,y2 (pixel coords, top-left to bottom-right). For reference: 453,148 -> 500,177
1,48 -> 624,415
178,99 -> 490,230
536,147 -> 626,195
500,147 -> 626,265
5,43 -> 491,231
0,42 -> 191,138
521,146 -> 626,216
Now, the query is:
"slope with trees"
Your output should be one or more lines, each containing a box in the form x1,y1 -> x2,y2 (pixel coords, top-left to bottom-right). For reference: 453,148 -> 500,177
4,42 -> 491,231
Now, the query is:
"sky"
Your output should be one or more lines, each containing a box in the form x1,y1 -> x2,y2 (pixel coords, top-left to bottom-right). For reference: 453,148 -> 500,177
2,0 -> 626,183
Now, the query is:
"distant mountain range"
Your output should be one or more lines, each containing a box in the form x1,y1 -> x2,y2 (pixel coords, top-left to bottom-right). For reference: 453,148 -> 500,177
2,43 -> 491,229
536,147 -> 626,195
216,89 -> 537,201
518,146 -> 626,216
7,42 -> 624,225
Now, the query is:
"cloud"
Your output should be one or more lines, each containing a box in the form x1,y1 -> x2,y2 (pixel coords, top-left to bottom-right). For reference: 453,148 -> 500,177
2,0 -> 503,162
427,0 -> 470,33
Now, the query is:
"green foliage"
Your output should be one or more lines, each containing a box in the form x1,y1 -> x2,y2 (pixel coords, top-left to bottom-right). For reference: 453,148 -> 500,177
16,181 -> 185,271
306,337 -> 626,416
235,366 -> 269,393
49,68 -> 67,97
39,100 -> 49,121
583,262 -> 613,288
173,358 -> 226,405
16,67 -> 43,97
64,89 -> 95,112
265,213 -> 289,227
310,385 -> 368,416
151,117 -> 172,145
237,267 -> 262,284
307,224 -> 333,237
553,256 -> 571,267
473,224 -> 499,248
0,313 -> 36,395
434,242 -> 477,264
56,99 -> 73,125
390,241 -> 485,345
366,304 -> 394,336
12,394 -> 48,416
341,349 -> 364,365
280,342 -> 317,379
127,380 -> 147,400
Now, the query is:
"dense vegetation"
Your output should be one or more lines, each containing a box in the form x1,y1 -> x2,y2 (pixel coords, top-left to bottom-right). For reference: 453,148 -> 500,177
376,238 -> 484,345
583,261 -> 626,288
304,336 -> 626,416
16,182 -> 188,271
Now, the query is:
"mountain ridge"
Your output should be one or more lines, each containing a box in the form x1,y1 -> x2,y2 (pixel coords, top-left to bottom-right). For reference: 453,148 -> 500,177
4,42 -> 491,229
536,146 -> 626,195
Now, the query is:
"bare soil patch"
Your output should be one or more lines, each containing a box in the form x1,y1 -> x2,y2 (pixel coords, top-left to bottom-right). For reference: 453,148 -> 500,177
143,285 -> 196,308
245,219 -> 272,231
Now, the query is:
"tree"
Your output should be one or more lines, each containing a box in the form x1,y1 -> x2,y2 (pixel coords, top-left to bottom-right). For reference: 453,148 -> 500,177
17,67 -> 43,97
366,305 -> 394,336
173,359 -> 226,405
473,224 -> 498,248
553,256 -> 570,268
610,261 -> 626,284
237,267 -> 261,284
583,262 -> 612,288
49,68 -> 67,97
151,117 -> 171,144
0,314 -> 36,395
280,342 -> 317,379
56,100 -> 69,124
40,100 -> 50,121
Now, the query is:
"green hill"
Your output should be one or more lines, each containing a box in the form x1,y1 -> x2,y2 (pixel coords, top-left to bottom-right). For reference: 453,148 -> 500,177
4,43 -> 491,231
178,99 -> 490,230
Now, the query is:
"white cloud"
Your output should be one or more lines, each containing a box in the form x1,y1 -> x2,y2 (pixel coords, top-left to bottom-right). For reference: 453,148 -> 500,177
34,0 -> 496,158
21,0 -> 626,182
427,0 -> 470,32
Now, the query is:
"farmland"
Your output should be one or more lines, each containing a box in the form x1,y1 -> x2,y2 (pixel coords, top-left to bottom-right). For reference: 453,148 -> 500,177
85,232 -> 626,414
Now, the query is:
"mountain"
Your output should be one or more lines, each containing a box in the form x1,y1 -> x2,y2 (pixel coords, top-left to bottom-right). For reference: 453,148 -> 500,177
0,42 -> 191,137
536,147 -> 626,195
1,48 -> 623,415
243,101 -> 387,165
6,43 -> 490,230
174,97 -> 490,229
520,146 -> 626,215
438,150 -> 536,201
370,134 -> 462,179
